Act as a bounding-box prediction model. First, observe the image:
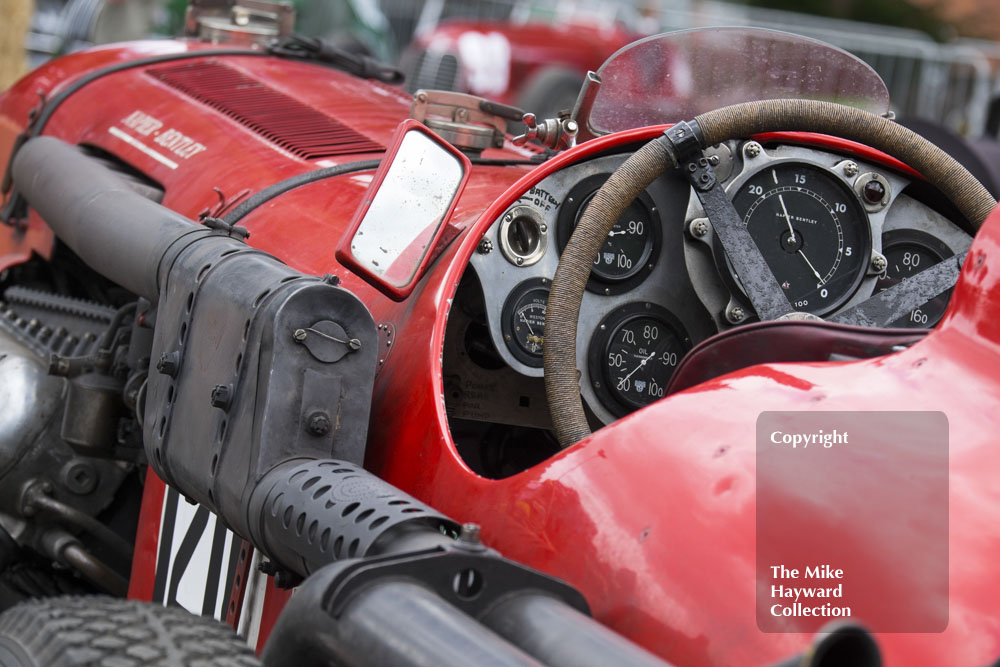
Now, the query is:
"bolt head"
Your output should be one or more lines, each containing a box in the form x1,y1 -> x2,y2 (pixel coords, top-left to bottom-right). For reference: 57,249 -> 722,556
729,307 -> 746,322
843,161 -> 859,177
307,411 -> 331,436
691,219 -> 709,238
210,384 -> 232,410
459,523 -> 482,544
743,142 -> 762,158
871,255 -> 888,273
293,328 -> 308,342
156,352 -> 179,377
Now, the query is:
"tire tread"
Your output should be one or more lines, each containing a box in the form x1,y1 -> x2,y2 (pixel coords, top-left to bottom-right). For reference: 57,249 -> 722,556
0,596 -> 260,666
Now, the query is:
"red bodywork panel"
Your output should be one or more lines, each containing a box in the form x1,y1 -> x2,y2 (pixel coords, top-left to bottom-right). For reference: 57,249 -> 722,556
1,42 -> 998,666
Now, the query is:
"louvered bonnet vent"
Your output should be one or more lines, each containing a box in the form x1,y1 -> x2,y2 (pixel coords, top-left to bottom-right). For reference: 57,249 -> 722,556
147,61 -> 384,159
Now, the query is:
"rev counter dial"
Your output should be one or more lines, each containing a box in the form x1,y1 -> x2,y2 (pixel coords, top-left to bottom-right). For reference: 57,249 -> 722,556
726,162 -> 871,316
500,278 -> 549,368
876,229 -> 954,328
558,174 -> 661,295
588,303 -> 691,417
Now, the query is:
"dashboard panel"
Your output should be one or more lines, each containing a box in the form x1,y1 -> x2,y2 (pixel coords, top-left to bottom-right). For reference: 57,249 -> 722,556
444,140 -> 973,454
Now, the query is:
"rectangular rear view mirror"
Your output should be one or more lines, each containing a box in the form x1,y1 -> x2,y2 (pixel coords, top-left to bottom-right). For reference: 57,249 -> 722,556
337,119 -> 471,300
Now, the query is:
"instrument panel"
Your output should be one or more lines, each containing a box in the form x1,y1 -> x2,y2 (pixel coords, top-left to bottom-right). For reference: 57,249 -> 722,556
456,141 -> 973,428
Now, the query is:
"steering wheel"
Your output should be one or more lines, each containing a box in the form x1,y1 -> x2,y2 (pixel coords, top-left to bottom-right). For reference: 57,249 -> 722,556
543,99 -> 996,448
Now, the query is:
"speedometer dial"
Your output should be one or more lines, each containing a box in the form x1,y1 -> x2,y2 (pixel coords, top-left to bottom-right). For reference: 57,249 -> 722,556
588,303 -> 691,417
727,163 -> 871,316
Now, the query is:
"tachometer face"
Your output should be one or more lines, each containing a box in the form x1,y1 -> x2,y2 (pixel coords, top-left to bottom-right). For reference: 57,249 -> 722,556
557,174 -> 660,294
588,303 -> 691,417
728,163 -> 871,316
501,278 -> 549,367
876,229 -> 954,328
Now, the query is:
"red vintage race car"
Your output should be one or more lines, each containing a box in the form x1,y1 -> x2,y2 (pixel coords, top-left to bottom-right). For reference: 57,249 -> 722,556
0,10 -> 996,667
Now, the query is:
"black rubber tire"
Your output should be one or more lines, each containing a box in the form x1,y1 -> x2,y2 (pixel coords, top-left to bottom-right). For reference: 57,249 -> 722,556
516,66 -> 585,121
0,596 -> 261,666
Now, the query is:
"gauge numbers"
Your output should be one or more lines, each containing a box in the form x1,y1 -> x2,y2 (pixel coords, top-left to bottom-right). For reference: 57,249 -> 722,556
876,229 -> 954,328
588,303 -> 691,417
558,174 -> 660,294
728,163 -> 871,316
579,193 -> 653,281
501,278 -> 550,367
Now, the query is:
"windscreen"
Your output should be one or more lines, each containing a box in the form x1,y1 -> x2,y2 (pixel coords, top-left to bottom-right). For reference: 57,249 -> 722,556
586,27 -> 891,135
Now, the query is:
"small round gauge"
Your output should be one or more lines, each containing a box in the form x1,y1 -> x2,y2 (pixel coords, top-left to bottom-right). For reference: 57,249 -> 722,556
588,303 -> 691,417
876,229 -> 955,328
500,278 -> 550,367
726,162 -> 871,316
558,174 -> 660,294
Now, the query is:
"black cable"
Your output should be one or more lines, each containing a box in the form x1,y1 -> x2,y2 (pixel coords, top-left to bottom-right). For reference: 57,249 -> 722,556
221,160 -> 382,225
96,302 -> 137,353
219,152 -> 553,226
268,35 -> 404,84
24,489 -> 134,563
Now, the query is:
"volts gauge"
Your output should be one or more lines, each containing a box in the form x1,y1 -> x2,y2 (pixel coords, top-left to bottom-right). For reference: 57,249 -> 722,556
500,278 -> 550,367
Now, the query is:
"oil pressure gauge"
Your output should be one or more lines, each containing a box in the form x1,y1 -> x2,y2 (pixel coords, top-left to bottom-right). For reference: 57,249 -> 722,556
501,278 -> 549,367
588,302 -> 691,417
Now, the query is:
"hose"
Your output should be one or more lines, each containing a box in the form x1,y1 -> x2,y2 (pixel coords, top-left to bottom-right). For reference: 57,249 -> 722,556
63,543 -> 129,597
23,486 -> 134,563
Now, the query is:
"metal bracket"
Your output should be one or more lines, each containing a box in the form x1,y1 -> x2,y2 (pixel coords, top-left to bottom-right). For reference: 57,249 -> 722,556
512,113 -> 578,151
322,542 -> 590,621
202,216 -> 250,240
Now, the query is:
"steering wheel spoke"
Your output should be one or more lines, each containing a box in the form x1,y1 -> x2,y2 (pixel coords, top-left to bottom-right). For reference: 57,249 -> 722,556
830,252 -> 966,328
684,158 -> 793,321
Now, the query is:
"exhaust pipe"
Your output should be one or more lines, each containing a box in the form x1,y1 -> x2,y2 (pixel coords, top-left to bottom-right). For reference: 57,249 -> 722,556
12,136 -> 201,302
250,459 -> 674,667
771,623 -> 881,667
